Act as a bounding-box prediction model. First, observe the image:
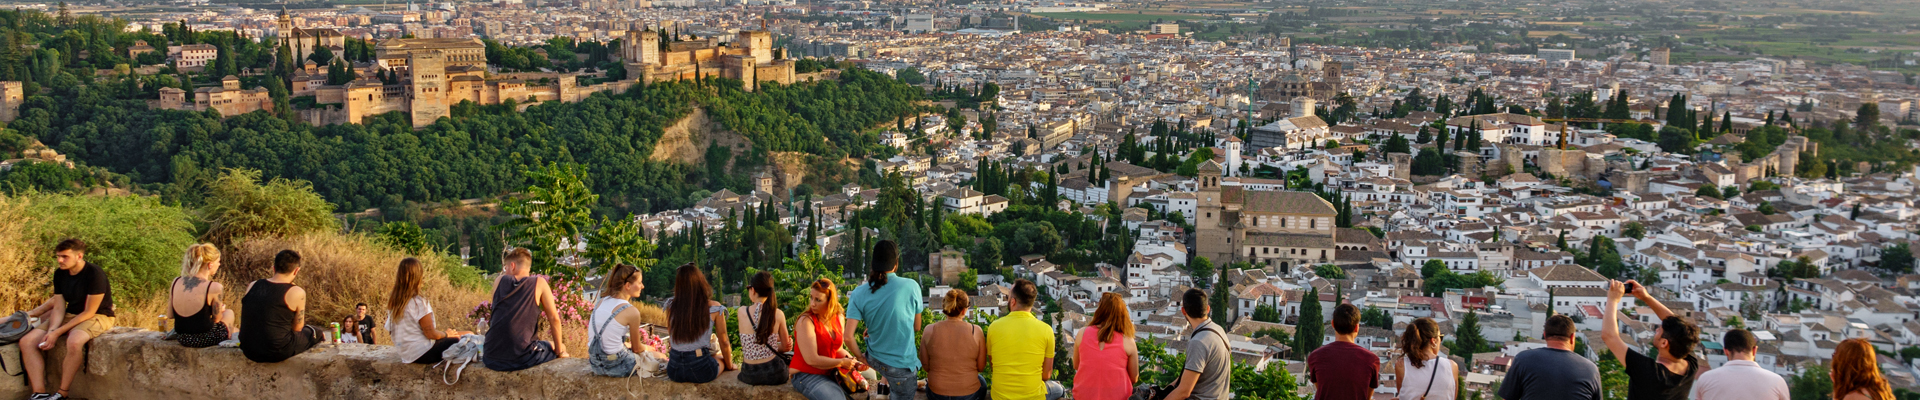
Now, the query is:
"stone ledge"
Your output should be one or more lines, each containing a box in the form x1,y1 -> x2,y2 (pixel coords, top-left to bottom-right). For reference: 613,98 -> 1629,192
60,328 -> 809,400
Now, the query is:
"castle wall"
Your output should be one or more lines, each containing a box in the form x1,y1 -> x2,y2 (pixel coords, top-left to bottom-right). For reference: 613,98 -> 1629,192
408,52 -> 450,127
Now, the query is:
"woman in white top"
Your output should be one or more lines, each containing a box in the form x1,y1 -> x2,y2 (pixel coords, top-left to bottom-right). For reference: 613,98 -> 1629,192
589,264 -> 666,377
1394,318 -> 1459,400
386,258 -> 473,364
736,271 -> 792,385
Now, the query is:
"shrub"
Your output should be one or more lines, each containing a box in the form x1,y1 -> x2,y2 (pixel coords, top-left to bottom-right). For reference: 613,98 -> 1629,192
201,169 -> 338,247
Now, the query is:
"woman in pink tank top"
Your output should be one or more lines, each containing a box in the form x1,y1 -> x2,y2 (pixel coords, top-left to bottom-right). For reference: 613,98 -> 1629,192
1073,293 -> 1140,400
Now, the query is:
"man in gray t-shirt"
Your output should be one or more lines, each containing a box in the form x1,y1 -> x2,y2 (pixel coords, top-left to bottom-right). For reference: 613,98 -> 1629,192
1168,288 -> 1231,400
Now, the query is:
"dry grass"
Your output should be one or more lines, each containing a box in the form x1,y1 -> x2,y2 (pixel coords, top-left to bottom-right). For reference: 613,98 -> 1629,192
221,233 -> 489,345
0,198 -> 47,313
220,233 -> 665,353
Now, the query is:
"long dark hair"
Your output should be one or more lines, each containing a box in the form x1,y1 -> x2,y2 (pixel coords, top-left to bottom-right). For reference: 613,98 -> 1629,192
668,263 -> 713,342
868,240 -> 897,293
749,271 -> 777,347
1400,318 -> 1441,368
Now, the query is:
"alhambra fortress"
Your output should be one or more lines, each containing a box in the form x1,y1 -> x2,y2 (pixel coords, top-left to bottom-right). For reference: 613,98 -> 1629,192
156,11 -> 802,127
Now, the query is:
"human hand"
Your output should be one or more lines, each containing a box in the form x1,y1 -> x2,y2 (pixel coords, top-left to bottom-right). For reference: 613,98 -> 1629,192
1605,280 -> 1625,302
1624,280 -> 1645,298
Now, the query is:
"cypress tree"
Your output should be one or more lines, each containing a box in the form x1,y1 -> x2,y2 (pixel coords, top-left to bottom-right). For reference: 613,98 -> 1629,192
1294,286 -> 1325,359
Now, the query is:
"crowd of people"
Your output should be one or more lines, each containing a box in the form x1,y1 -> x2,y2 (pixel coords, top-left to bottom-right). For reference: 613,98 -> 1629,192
3,238 -> 1911,400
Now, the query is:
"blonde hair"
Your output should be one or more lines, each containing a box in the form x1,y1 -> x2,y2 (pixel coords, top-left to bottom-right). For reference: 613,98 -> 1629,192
180,243 -> 221,278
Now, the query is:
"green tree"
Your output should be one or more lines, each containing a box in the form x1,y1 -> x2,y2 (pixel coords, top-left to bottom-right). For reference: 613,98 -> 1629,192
1294,287 -> 1324,358
1598,351 -> 1630,400
1211,270 -> 1233,328
200,169 -> 338,247
1788,364 -> 1832,400
1253,304 -> 1282,323
1757,201 -> 1777,215
1448,310 -> 1488,358
1313,264 -> 1347,279
1696,184 -> 1723,199
306,45 -> 334,65
1884,243 -> 1915,273
1622,222 -> 1646,239
1189,256 -> 1217,289
376,221 -> 431,253
585,215 -> 656,277
501,163 -> 599,278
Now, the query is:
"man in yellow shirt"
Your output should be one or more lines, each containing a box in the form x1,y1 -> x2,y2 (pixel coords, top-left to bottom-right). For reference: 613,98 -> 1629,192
987,279 -> 1064,400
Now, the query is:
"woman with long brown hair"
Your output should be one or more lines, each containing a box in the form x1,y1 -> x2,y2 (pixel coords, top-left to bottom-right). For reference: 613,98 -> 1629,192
1394,318 -> 1458,400
386,258 -> 473,364
589,264 -> 664,377
737,271 -> 792,385
922,290 -> 986,400
791,278 -> 868,400
1833,338 -> 1894,400
1072,292 -> 1140,400
663,263 -> 734,383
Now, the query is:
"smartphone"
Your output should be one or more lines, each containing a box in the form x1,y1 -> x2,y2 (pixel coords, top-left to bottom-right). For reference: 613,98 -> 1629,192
1624,281 -> 1638,295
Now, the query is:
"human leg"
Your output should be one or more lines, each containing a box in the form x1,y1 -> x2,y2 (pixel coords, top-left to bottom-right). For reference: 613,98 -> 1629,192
19,328 -> 47,394
791,372 -> 852,400
57,328 -> 95,396
413,337 -> 461,364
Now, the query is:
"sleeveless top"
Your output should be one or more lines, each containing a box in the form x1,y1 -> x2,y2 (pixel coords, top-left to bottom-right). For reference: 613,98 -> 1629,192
484,275 -> 545,365
739,303 -> 784,360
1398,355 -> 1458,400
663,298 -> 725,352
172,277 -> 215,334
925,320 -> 984,397
590,297 -> 632,355
238,280 -> 300,360
790,313 -> 842,376
1073,326 -> 1134,400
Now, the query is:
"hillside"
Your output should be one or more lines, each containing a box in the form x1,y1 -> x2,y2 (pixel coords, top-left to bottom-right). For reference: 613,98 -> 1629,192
9,69 -> 925,213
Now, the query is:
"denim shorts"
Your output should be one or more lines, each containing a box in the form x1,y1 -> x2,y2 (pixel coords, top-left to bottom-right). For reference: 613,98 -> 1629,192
665,348 -> 719,383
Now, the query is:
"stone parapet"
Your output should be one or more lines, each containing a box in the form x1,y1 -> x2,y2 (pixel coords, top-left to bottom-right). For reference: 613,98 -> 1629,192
51,328 -> 808,400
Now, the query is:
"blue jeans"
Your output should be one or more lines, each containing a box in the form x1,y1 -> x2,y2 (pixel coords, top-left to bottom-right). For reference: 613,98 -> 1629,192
1045,381 -> 1066,400
870,358 -> 919,397
793,372 -> 850,400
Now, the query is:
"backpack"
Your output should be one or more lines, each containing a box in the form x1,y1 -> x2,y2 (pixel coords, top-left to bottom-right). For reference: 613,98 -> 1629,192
432,335 -> 486,385
1134,325 -> 1227,400
0,313 -> 30,346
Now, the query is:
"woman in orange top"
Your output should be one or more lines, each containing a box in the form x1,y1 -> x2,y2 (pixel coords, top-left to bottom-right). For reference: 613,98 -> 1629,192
789,279 -> 868,400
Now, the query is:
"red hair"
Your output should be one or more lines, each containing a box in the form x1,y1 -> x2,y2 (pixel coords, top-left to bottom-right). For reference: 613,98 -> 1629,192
1833,338 -> 1894,400
807,278 -> 843,332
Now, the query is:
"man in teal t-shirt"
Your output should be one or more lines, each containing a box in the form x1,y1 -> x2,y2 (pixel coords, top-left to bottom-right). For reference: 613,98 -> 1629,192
846,240 -> 925,396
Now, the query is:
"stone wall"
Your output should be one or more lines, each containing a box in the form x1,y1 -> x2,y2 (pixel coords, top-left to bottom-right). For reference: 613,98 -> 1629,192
42,328 -> 808,400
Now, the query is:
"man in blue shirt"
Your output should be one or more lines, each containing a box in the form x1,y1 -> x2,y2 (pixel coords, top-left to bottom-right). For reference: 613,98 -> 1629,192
846,240 -> 925,398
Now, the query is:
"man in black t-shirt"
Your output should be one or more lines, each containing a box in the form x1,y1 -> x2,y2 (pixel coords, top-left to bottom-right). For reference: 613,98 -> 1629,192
1601,279 -> 1702,400
16,239 -> 117,400
352,303 -> 376,343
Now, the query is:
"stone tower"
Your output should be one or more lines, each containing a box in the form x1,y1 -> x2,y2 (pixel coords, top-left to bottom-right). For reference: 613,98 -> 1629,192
1292,97 -> 1316,118
1387,152 -> 1412,180
1,81 -> 24,123
408,51 -> 448,128
1194,160 -> 1233,264
1224,136 -> 1243,177
743,31 -> 774,64
1323,60 -> 1343,88
276,9 -> 292,39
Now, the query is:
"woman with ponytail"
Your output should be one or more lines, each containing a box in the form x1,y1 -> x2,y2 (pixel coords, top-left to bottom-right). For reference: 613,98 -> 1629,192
737,271 -> 792,385
170,244 -> 235,348
921,290 -> 986,400
844,240 -> 924,397
1394,318 -> 1458,400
